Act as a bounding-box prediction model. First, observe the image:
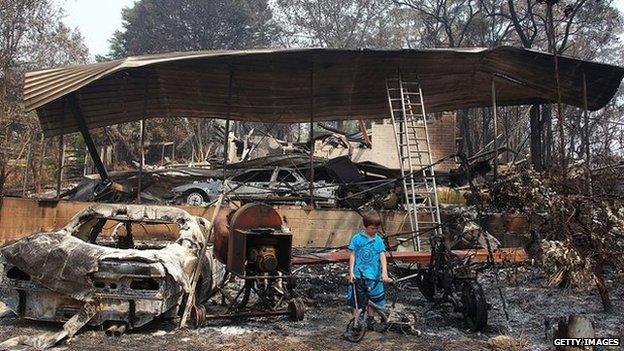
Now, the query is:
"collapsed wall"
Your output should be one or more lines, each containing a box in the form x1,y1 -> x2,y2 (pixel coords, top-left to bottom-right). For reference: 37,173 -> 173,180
313,113 -> 457,173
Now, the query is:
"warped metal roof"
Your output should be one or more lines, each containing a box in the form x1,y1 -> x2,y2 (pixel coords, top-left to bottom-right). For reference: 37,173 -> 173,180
24,47 -> 624,137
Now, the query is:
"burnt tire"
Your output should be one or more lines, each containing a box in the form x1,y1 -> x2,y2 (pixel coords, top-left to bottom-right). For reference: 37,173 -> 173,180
288,298 -> 305,322
184,190 -> 208,206
461,281 -> 488,332
416,269 -> 436,301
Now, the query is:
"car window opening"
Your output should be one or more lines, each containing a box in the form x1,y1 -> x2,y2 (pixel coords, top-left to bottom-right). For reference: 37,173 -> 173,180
77,219 -> 181,250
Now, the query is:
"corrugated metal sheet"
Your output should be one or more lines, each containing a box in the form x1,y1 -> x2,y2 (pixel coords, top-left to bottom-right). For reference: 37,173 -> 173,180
23,47 -> 624,137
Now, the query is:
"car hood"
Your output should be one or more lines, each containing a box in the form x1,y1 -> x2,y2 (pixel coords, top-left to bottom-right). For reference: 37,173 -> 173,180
0,232 -> 196,301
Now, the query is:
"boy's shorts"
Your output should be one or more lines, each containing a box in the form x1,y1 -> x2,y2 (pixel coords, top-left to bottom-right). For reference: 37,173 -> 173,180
346,279 -> 386,309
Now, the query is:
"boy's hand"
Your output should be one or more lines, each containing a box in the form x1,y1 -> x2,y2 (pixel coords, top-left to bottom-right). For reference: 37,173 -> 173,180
382,275 -> 393,283
348,273 -> 355,283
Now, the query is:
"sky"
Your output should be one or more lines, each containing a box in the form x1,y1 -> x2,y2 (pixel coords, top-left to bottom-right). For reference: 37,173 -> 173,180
62,0 -> 136,58
63,0 -> 624,59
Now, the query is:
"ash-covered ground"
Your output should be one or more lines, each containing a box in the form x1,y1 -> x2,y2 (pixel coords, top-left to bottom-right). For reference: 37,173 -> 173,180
0,263 -> 621,350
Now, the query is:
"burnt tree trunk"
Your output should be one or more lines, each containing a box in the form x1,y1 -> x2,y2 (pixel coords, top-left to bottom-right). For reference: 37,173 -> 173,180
592,240 -> 613,312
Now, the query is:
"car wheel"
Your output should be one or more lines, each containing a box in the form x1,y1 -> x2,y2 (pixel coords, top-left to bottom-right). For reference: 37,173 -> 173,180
184,190 -> 208,206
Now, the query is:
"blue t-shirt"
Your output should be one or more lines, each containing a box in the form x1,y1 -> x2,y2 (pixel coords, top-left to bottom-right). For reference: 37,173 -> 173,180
348,230 -> 386,280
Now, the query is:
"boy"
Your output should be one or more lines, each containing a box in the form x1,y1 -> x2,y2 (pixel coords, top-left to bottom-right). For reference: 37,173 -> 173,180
346,212 -> 392,332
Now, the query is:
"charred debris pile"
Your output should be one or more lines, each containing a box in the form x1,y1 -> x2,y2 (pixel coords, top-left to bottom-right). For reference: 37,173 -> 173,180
475,166 -> 624,312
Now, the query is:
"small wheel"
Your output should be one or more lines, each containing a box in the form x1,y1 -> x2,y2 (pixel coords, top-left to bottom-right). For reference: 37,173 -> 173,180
288,298 -> 305,321
416,269 -> 436,301
345,316 -> 366,342
184,190 -> 208,206
461,281 -> 488,331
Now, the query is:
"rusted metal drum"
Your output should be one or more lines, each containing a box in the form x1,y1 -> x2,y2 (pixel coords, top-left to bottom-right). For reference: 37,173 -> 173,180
213,203 -> 282,264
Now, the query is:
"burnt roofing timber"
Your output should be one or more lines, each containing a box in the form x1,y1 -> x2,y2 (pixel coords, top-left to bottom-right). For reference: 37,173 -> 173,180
23,47 -> 624,138
68,93 -> 108,182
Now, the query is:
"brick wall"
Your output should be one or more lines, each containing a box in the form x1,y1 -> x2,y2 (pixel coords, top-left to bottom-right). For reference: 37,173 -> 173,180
314,112 -> 458,172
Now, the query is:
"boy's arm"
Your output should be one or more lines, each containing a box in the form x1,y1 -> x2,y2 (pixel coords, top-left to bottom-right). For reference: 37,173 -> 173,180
348,251 -> 356,283
379,252 -> 392,283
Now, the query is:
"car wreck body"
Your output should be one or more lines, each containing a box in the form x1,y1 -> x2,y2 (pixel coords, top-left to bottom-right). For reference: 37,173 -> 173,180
0,204 -> 223,329
172,166 -> 338,207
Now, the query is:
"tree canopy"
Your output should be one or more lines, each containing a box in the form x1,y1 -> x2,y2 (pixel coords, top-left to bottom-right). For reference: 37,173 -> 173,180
107,0 -> 279,58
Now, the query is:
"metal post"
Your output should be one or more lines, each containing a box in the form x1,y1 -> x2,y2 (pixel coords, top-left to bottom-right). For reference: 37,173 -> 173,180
137,118 -> 145,203
223,68 -> 234,181
22,134 -> 32,197
491,78 -> 498,180
161,143 -> 165,165
55,133 -> 65,198
56,100 -> 67,198
582,71 -> 592,196
309,65 -> 315,207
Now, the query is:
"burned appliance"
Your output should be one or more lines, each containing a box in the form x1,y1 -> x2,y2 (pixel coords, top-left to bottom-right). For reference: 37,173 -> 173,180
191,203 -> 304,326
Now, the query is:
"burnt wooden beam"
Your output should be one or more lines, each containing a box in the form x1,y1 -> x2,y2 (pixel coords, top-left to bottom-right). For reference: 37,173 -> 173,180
68,93 -> 108,182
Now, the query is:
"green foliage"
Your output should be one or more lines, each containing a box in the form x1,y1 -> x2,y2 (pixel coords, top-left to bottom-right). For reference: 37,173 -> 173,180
275,0 -> 404,48
107,0 -> 280,58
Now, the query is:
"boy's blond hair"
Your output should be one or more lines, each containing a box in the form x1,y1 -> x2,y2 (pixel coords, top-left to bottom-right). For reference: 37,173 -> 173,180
362,212 -> 382,227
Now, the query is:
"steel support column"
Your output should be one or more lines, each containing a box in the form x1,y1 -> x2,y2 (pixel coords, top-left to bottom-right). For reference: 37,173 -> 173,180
309,64 -> 315,207
491,78 -> 498,180
223,68 -> 234,181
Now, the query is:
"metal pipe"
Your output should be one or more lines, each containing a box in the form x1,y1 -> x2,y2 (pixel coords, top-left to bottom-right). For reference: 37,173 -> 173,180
137,118 -> 145,203
22,134 -> 32,197
309,64 -> 315,207
204,309 -> 290,320
582,70 -> 592,196
223,67 -> 233,181
491,78 -> 498,180
56,101 -> 66,198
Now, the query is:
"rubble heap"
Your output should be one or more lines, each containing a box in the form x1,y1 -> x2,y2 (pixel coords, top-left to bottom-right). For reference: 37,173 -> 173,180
478,167 -> 624,309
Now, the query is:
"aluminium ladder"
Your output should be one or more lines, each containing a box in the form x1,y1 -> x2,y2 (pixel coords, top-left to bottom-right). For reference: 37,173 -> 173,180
386,74 -> 443,251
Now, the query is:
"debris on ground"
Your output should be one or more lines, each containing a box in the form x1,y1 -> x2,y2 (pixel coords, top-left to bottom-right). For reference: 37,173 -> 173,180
477,166 -> 624,311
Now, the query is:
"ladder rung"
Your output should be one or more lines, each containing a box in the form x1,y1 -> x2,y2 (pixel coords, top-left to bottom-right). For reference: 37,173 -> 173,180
399,142 -> 427,146
408,184 -> 435,187
406,190 -> 434,194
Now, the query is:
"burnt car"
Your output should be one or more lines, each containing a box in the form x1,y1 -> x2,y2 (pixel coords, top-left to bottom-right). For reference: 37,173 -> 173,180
171,166 -> 338,207
0,204 -> 224,331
